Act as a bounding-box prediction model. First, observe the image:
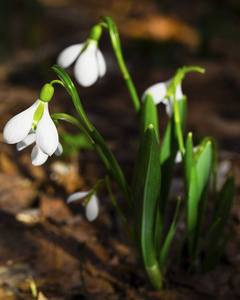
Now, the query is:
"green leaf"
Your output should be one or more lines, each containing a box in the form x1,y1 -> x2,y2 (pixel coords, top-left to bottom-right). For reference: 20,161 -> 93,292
187,164 -> 199,258
204,173 -> 234,269
141,93 -> 159,142
187,141 -> 213,259
184,132 -> 194,192
159,197 -> 181,270
131,125 -> 161,274
160,97 -> 187,213
131,124 -> 163,289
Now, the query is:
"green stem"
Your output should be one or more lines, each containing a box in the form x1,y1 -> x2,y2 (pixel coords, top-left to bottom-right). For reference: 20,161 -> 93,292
105,176 -> 134,240
49,79 -> 65,87
52,65 -> 94,132
173,94 -> 185,155
101,16 -> 141,113
52,66 -> 131,204
91,129 -> 131,205
146,264 -> 163,290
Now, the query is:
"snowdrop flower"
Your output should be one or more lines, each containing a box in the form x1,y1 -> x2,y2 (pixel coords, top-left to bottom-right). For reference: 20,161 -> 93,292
16,133 -> 63,166
142,78 -> 183,117
67,190 -> 100,222
3,84 -> 59,164
175,146 -> 199,163
57,25 -> 106,87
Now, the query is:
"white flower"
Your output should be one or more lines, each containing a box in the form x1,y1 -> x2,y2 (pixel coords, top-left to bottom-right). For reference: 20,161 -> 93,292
16,133 -> 63,166
67,190 -> 100,222
3,99 -> 59,161
175,146 -> 199,163
142,78 -> 183,117
57,40 -> 106,87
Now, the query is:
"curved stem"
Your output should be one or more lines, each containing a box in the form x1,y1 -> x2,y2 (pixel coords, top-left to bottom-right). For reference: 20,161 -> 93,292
49,79 -> 65,87
52,65 -> 94,132
173,96 -> 185,155
51,112 -> 131,205
105,176 -> 134,239
101,16 -> 141,113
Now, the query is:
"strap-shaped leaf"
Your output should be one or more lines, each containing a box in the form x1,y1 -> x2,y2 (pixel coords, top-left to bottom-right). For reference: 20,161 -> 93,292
187,141 -> 212,258
204,173 -> 234,269
160,97 -> 187,213
159,197 -> 181,270
131,125 -> 161,282
141,94 -> 159,142
184,132 -> 194,192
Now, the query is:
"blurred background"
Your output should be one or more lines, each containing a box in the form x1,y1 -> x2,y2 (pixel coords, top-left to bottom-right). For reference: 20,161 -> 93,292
0,0 -> 240,299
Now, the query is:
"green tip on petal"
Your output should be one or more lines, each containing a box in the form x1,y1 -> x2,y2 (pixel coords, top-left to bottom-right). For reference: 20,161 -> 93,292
39,84 -> 54,103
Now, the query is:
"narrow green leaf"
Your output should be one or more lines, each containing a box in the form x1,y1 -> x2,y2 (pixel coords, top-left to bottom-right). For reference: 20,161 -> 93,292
141,93 -> 159,142
184,132 -> 194,192
159,197 -> 181,270
195,141 -> 212,237
187,165 -> 199,258
204,174 -> 234,269
187,141 -> 212,259
131,125 -> 161,269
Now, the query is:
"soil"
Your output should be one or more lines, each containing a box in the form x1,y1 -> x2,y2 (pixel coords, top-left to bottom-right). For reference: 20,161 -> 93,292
0,0 -> 240,299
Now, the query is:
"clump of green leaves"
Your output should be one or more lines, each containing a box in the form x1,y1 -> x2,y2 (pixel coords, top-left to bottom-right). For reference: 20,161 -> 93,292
4,15 -> 233,291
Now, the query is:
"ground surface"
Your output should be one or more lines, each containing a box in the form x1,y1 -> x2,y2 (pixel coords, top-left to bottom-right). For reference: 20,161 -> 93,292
0,0 -> 240,299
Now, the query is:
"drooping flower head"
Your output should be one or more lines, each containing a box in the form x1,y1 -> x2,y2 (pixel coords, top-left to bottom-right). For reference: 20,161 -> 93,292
3,83 -> 61,165
67,190 -> 100,222
57,25 -> 106,87
142,66 -> 205,117
142,78 -> 183,117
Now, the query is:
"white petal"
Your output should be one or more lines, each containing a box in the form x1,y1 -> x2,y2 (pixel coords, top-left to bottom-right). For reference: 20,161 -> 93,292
74,41 -> 99,87
165,98 -> 174,117
85,194 -> 99,222
175,150 -> 183,163
16,134 -> 36,151
66,191 -> 91,204
96,48 -> 106,77
142,79 -> 171,105
31,145 -> 49,166
36,104 -> 59,156
57,43 -> 85,68
175,146 -> 198,163
54,143 -> 63,156
175,83 -> 183,100
165,83 -> 184,117
3,100 -> 40,144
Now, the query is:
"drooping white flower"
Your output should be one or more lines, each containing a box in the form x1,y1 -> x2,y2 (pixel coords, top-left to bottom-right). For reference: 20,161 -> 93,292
57,40 -> 106,87
175,146 -> 199,163
142,78 -> 183,117
67,190 -> 100,222
3,84 -> 60,165
16,133 -> 63,166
